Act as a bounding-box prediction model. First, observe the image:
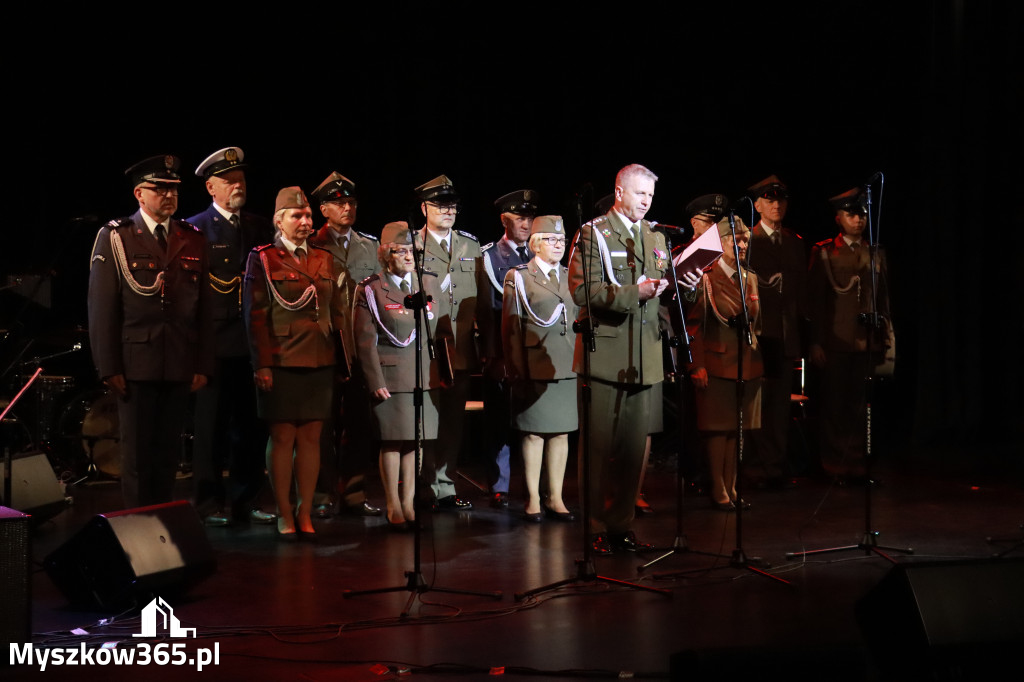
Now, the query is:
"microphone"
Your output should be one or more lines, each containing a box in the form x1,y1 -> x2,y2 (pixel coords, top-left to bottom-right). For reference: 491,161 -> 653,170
864,171 -> 883,186
648,222 -> 694,242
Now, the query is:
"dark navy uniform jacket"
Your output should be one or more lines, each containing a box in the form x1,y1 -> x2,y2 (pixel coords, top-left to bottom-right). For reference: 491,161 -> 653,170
186,205 -> 273,357
480,236 -> 531,358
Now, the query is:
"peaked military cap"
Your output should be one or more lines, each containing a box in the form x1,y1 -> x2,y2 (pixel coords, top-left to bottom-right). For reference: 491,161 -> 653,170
494,189 -> 539,216
126,154 -> 182,187
274,186 -> 310,213
748,174 -> 789,201
828,187 -> 868,215
195,147 -> 247,179
415,175 -> 458,203
381,221 -> 414,245
311,172 -> 357,204
685,193 -> 728,221
530,215 -> 565,237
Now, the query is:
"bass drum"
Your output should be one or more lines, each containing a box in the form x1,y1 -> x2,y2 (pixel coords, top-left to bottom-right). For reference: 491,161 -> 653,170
59,389 -> 120,478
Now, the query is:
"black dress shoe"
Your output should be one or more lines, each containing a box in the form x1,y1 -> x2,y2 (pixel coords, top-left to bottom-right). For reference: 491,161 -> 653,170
434,495 -> 473,511
490,492 -> 510,509
733,498 -> 751,510
313,503 -> 334,519
523,511 -> 544,523
634,494 -> 654,516
345,501 -> 383,517
710,499 -> 736,512
609,530 -> 653,552
543,506 -> 576,522
203,510 -> 232,527
591,533 -> 613,555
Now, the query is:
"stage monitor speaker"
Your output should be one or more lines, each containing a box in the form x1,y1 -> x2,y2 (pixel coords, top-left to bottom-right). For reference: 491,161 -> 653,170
0,507 -> 31,648
856,558 -> 1024,678
0,451 -> 65,522
43,500 -> 216,610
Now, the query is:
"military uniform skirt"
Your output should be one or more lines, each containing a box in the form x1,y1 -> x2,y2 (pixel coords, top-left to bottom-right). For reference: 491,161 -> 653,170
510,377 -> 579,434
372,389 -> 439,441
257,365 -> 334,421
694,376 -> 762,432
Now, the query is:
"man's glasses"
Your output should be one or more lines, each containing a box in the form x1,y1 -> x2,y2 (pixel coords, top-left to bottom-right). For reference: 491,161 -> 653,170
539,236 -> 567,245
426,202 -> 458,214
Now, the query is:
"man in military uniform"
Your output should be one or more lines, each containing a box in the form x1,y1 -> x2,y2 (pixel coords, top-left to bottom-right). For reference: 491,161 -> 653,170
88,155 -> 214,508
308,171 -> 382,517
187,147 -> 275,526
808,187 -> 891,480
414,175 -> 484,511
568,164 -> 701,554
744,175 -> 806,488
479,189 -> 538,508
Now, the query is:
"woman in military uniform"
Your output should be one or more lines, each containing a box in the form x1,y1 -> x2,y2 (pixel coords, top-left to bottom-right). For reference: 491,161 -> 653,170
686,217 -> 763,511
353,222 -> 441,529
502,216 -> 578,522
244,187 -> 340,537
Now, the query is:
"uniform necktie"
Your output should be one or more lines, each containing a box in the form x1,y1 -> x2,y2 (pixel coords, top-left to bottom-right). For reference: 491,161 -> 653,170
517,246 -> 528,261
155,224 -> 168,253
296,247 -> 307,268
442,238 -> 451,258
771,231 -> 781,246
549,269 -> 558,283
400,279 -> 411,294
229,214 -> 240,230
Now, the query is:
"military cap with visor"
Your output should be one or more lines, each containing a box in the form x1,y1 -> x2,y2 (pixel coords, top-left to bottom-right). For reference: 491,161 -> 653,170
125,154 -> 182,188
415,175 -> 459,203
494,189 -> 539,216
194,147 -> 247,179
311,172 -> 357,205
747,174 -> 789,201
828,187 -> 868,215
685,193 -> 728,221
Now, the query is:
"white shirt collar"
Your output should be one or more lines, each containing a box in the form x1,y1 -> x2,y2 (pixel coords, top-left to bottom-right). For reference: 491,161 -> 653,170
212,202 -> 238,223
717,258 -> 738,280
427,228 -> 452,248
388,272 -> 412,289
842,234 -> 862,248
138,210 -> 167,237
279,235 -> 305,257
533,256 -> 559,280
611,209 -> 638,235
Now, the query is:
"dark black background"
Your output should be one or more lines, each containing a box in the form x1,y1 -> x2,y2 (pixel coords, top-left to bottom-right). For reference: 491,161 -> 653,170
3,2 -> 1020,470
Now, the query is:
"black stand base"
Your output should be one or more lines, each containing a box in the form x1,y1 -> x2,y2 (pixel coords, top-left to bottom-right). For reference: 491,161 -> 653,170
786,530 -> 913,564
514,557 -> 671,602
344,568 -> 502,618
986,523 -> 1023,558
638,535 -> 730,572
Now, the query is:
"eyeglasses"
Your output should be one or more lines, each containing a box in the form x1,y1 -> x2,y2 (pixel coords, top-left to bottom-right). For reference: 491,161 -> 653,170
539,237 -> 567,245
426,202 -> 458,214
141,185 -> 179,196
390,248 -> 414,257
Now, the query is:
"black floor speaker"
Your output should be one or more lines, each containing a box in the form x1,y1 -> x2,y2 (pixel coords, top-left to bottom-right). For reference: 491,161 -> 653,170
0,507 -> 31,647
856,557 -> 1024,678
0,451 -> 66,522
44,500 -> 216,610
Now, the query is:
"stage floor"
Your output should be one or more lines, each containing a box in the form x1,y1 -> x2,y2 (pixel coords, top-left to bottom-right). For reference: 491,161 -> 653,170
12,454 -> 1024,681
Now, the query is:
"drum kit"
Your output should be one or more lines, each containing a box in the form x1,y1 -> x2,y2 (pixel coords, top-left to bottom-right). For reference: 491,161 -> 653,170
2,342 -> 121,483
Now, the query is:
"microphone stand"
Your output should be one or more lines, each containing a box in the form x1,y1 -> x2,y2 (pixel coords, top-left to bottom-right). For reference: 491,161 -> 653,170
2,367 -> 43,508
725,209 -> 789,584
345,224 -> 501,614
786,173 -> 911,563
515,189 -> 668,601
639,225 -> 729,573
